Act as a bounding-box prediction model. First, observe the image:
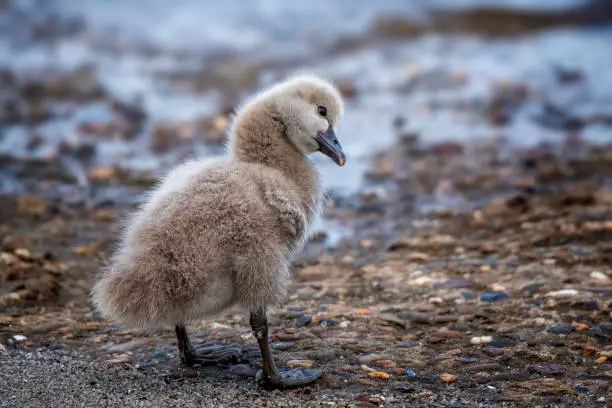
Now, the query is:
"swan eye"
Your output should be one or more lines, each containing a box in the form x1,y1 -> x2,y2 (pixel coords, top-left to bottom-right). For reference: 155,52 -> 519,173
317,106 -> 327,117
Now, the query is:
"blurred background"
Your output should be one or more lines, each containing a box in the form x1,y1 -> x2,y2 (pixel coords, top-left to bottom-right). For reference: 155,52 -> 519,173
1,0 -> 611,244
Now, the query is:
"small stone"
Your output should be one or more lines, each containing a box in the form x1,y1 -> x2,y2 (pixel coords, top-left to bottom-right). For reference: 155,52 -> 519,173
405,369 -> 417,377
14,248 -> 32,260
590,271 -> 610,281
534,317 -> 547,327
523,283 -> 546,296
375,360 -> 396,368
369,371 -> 390,380
353,309 -> 371,315
480,265 -> 492,272
440,373 -> 457,383
105,354 -> 131,365
545,289 -> 578,298
473,210 -> 485,225
287,359 -> 313,369
295,315 -> 312,326
272,342 -> 296,350
488,283 -> 506,292
398,341 -> 419,348
319,319 -> 337,328
361,365 -> 376,373
341,365 -> 359,373
428,297 -> 443,305
309,349 -> 336,363
274,332 -> 300,341
378,314 -> 406,328
12,335 -> 27,342
403,311 -> 431,323
88,167 -> 116,181
480,291 -> 510,302
0,252 -> 18,265
431,329 -> 463,340
434,279 -> 473,289
487,338 -> 518,348
359,354 -> 389,364
547,325 -> 574,334
458,358 -> 478,364
595,356 -> 607,364
406,252 -> 429,262
483,346 -> 504,357
571,321 -> 589,331
470,336 -> 493,345
447,348 -> 462,356
360,240 -> 373,249
409,276 -> 433,286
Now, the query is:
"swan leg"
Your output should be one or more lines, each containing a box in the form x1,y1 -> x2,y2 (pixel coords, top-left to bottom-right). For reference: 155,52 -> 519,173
249,309 -> 322,389
175,325 -> 247,366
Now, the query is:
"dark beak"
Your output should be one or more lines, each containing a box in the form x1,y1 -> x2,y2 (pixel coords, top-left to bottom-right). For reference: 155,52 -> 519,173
316,127 -> 346,167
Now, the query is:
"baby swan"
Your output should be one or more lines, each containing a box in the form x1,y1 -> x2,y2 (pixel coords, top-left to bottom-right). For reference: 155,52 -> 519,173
91,74 -> 346,388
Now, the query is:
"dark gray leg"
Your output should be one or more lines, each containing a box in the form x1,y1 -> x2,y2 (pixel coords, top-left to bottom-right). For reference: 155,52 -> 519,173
175,324 -> 245,366
250,309 -> 322,388
249,309 -> 280,384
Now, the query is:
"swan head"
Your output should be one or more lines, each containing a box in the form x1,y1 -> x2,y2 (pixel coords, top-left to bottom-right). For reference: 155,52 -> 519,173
230,74 -> 346,167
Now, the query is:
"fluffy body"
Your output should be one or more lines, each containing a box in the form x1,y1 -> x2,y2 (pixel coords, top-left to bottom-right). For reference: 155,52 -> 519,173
92,75 -> 343,332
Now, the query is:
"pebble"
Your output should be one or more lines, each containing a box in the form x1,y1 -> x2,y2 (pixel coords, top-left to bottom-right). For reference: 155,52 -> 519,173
398,341 -> 419,348
440,373 -> 457,383
470,336 -> 493,344
368,372 -> 390,380
286,359 -> 313,369
375,360 -> 396,368
14,248 -> 32,260
547,325 -> 574,334
431,329 -> 463,340
434,279 -> 473,289
274,332 -> 300,341
406,252 -> 429,261
361,365 -> 376,373
590,271 -> 610,281
595,356 -> 607,364
272,342 -> 296,350
480,291 -> 510,302
319,319 -> 338,328
295,315 -> 312,326
378,314 -> 406,328
458,358 -> 478,364
358,354 -> 390,364
571,321 -> 589,331
403,311 -> 431,323
151,347 -> 171,360
463,363 -> 502,373
428,297 -> 443,305
12,335 -> 27,342
406,370 -> 417,377
545,289 -> 578,298
523,283 -> 546,296
409,276 -> 433,286
488,338 -> 518,348
105,354 -> 131,365
483,346 -> 504,357
310,349 -> 336,363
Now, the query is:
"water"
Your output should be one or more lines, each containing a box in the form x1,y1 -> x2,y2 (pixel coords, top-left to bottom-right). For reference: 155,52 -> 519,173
1,0 -> 611,204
